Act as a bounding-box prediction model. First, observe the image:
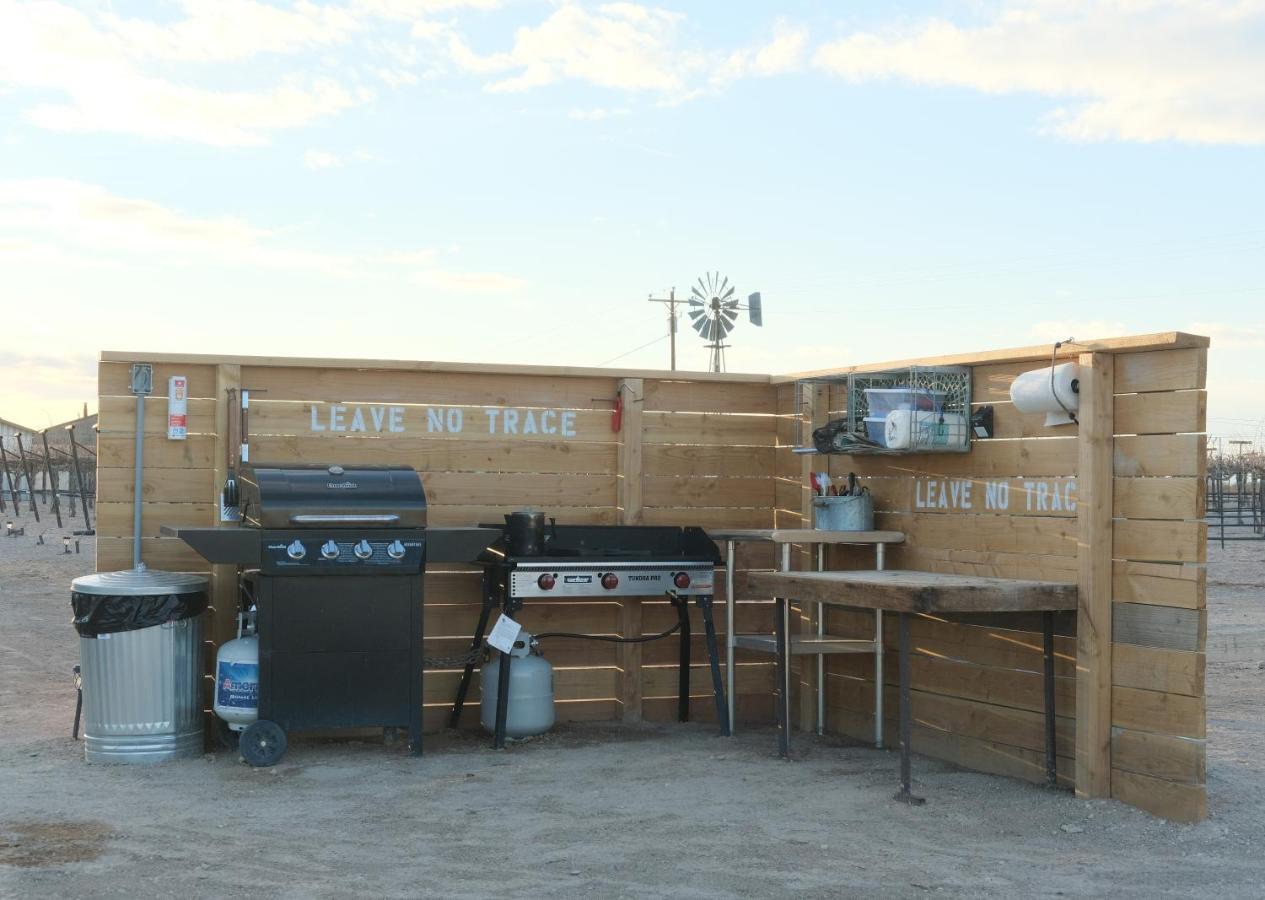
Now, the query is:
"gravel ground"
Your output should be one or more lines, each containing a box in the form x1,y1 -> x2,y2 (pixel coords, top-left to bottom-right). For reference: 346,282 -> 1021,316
2,507 -> 1263,899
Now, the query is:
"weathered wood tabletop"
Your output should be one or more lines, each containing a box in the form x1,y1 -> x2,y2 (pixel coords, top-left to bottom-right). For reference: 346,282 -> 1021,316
745,569 -> 1077,614
707,529 -> 905,545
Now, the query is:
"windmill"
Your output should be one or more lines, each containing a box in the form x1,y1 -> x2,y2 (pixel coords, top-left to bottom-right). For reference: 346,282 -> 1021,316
686,272 -> 763,372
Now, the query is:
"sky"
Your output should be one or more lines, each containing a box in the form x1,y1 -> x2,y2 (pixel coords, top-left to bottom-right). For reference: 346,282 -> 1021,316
1,0 -> 1262,445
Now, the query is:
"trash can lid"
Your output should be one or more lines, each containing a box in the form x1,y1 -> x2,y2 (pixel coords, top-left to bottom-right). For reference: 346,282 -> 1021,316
72,564 -> 208,597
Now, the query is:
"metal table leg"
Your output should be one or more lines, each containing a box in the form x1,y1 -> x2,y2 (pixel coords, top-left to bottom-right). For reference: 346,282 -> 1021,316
450,571 -> 495,728
698,595 -> 730,736
894,613 -> 925,805
875,542 -> 885,749
775,596 -> 790,759
1043,611 -> 1058,788
816,544 -> 825,736
673,594 -> 691,722
725,539 -> 736,733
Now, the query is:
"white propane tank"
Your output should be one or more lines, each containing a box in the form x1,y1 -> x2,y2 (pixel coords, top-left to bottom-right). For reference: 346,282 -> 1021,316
213,634 -> 259,730
480,633 -> 555,738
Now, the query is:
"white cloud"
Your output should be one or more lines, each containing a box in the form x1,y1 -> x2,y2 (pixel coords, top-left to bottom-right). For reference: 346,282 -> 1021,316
304,149 -> 344,170
813,1 -> 1265,145
568,106 -> 630,121
714,19 -> 808,85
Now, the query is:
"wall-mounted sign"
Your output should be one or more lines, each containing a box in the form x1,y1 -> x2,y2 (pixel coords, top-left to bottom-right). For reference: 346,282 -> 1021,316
913,477 -> 1078,514
167,376 -> 188,440
309,404 -> 579,438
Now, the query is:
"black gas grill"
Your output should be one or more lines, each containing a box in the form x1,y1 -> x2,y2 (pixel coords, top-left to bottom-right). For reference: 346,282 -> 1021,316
451,523 -> 731,748
174,464 -> 427,764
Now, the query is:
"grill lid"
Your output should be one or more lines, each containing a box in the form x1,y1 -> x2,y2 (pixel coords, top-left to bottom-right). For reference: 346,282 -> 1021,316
239,464 -> 426,529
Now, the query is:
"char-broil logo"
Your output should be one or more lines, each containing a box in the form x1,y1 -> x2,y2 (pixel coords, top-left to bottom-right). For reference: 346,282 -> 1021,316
327,481 -> 359,489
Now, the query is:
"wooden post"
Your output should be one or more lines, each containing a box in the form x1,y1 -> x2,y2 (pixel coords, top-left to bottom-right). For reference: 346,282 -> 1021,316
1076,352 -> 1114,797
210,364 -> 241,649
617,378 -> 644,722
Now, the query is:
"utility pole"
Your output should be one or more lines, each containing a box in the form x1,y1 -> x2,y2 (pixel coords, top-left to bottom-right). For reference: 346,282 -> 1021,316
647,288 -> 681,370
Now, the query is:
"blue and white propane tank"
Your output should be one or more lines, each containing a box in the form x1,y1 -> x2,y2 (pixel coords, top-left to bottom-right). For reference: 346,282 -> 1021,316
480,631 -> 555,738
213,629 -> 259,732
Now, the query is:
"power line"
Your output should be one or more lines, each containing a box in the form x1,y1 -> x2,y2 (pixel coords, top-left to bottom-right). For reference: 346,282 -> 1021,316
595,332 -> 670,367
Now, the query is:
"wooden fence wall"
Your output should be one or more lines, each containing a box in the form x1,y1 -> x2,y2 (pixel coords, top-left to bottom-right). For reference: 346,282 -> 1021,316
96,332 -> 1208,820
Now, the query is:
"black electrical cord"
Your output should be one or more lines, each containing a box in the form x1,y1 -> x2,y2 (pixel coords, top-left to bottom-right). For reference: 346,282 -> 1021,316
534,620 -> 682,644
1050,337 -> 1079,425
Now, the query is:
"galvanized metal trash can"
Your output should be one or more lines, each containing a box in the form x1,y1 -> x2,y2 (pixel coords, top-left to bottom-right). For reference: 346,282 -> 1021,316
812,493 -> 875,531
71,567 -> 208,763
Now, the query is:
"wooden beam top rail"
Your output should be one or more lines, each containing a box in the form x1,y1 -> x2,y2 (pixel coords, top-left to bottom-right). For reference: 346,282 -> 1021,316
746,569 -> 1077,614
707,529 -> 905,544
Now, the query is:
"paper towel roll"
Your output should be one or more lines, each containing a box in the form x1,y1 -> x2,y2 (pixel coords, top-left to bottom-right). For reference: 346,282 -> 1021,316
884,410 -> 968,450
1009,363 -> 1080,427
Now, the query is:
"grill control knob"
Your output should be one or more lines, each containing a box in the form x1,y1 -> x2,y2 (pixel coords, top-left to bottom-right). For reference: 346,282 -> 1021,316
354,539 -> 373,560
320,539 -> 340,560
537,573 -> 556,590
600,572 -> 619,590
286,540 -> 306,560
674,572 -> 691,589
386,540 -> 406,560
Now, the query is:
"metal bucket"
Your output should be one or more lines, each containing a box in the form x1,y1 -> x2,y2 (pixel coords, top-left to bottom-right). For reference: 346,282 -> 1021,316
72,569 -> 207,764
812,494 -> 874,531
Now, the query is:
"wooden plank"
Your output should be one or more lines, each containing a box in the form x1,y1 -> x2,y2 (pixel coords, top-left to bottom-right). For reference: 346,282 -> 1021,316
96,467 -> 216,505
877,511 -> 1078,557
617,378 -> 644,525
1112,561 -> 1205,609
426,505 -> 618,527
97,536 -> 211,572
1114,348 -> 1207,394
1113,478 -> 1202,520
95,501 -> 215,537
1114,391 -> 1206,435
641,507 -> 774,528
98,395 -> 218,435
425,666 -> 620,704
839,437 -> 1077,479
1076,350 -> 1113,799
422,473 -> 616,507
776,332 -> 1207,384
1113,519 -> 1206,563
746,569 -> 1076,613
1112,644 -> 1204,697
1111,686 -> 1204,738
1114,434 -> 1204,477
971,401 -> 1078,439
249,436 -> 617,475
98,361 -> 218,398
619,599 -> 643,723
643,476 -> 773,508
1111,728 -> 1204,784
891,546 -> 1079,582
643,444 -> 775,477
643,379 -> 776,415
642,412 -> 776,446
1113,603 -> 1204,652
1111,768 -> 1206,822
97,434 -> 217,468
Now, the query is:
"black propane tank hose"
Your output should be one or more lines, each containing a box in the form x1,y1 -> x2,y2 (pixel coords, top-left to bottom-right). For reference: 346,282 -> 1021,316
533,620 -> 682,645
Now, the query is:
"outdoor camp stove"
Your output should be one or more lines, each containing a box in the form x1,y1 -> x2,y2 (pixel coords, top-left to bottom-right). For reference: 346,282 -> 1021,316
450,524 -> 730,748
171,464 -> 427,764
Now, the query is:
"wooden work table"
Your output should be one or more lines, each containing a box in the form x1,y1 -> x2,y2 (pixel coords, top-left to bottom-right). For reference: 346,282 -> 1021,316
746,568 -> 1077,805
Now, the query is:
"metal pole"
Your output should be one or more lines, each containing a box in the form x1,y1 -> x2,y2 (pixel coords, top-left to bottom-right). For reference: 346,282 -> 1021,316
725,539 -> 736,733
132,392 -> 145,568
894,613 -> 925,805
874,542 -> 885,749
816,544 -> 824,736
40,430 -> 62,529
669,288 -> 676,371
1042,611 -> 1058,788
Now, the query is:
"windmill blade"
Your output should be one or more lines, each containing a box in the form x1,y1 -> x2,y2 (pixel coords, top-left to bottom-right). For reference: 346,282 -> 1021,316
720,285 -> 735,302
688,297 -> 705,308
688,308 -> 706,322
722,298 -> 739,310
719,275 -> 729,296
690,285 -> 706,301
692,317 -> 709,336
722,308 -> 738,323
697,276 -> 708,295
748,292 -> 762,327
718,317 -> 735,335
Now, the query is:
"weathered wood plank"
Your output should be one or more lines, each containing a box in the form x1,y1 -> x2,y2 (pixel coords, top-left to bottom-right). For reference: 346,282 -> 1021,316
99,362 -> 218,398
877,511 -> 1078,557
1076,350 -> 1113,799
1113,477 -> 1203,520
249,436 -> 618,475
1111,768 -> 1206,822
97,434 -> 218,469
96,467 -> 216,505
1112,644 -> 1204,697
98,395 -> 219,435
617,378 -> 644,525
1113,519 -> 1206,563
1113,603 -> 1205,652
642,412 -> 777,446
746,569 -> 1076,613
1111,728 -> 1204,784
1114,348 -> 1207,394
422,472 -> 616,507
643,380 -> 776,415
97,536 -> 211,572
832,437 -> 1077,479
1114,434 -> 1204,477
643,476 -> 774,508
1114,391 -> 1206,435
1112,561 -> 1205,610
643,444 -> 776,477
95,501 -> 215,537
1112,686 -> 1204,739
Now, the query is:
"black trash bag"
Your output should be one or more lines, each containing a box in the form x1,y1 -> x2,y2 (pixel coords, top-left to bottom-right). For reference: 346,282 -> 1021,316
71,590 -> 209,637
812,418 -> 883,454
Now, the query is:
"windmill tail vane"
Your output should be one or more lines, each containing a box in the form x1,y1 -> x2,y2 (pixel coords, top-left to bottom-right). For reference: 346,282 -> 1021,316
686,272 -> 762,372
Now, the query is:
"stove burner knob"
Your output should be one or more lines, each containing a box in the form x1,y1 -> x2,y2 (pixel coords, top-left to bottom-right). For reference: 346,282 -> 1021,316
353,539 -> 373,560
673,572 -> 691,589
286,540 -> 306,560
600,572 -> 619,590
386,539 -> 406,560
537,573 -> 556,590
320,539 -> 340,560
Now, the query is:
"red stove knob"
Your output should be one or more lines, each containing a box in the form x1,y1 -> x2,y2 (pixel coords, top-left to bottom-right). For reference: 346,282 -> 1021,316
673,572 -> 691,589
537,573 -> 556,590
601,572 -> 619,590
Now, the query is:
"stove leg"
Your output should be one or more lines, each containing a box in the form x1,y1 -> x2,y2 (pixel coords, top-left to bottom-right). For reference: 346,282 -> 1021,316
1043,611 -> 1058,789
673,594 -> 691,722
775,597 -> 789,759
697,596 -> 730,736
493,638 -> 513,750
450,575 -> 495,729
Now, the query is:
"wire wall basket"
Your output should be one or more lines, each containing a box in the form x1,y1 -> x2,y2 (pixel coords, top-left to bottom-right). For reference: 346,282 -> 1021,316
808,365 -> 972,455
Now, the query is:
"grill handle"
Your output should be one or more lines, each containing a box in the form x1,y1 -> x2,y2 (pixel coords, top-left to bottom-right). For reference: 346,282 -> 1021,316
288,514 -> 401,525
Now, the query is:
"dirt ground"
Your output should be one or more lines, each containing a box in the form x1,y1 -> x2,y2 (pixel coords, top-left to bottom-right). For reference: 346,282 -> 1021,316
2,509 -> 1263,899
